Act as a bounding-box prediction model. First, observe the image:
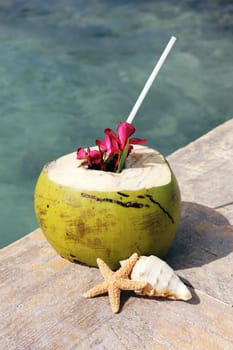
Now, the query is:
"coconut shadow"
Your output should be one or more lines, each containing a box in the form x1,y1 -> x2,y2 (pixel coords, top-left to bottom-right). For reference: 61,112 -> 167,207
165,201 -> 233,305
166,201 -> 233,269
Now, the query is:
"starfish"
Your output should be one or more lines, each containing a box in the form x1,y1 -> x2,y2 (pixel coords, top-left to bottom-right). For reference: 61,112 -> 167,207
83,253 -> 147,313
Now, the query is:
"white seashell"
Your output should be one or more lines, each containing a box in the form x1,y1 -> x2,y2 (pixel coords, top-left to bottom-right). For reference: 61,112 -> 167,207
120,255 -> 192,301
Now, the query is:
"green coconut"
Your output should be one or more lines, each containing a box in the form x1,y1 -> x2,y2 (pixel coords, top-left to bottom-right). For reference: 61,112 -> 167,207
34,145 -> 181,269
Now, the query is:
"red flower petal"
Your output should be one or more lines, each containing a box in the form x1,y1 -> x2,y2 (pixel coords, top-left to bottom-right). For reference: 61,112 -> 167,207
77,147 -> 87,159
96,139 -> 107,152
104,128 -> 118,139
104,135 -> 119,159
129,137 -> 147,145
117,122 -> 135,150
87,150 -> 102,165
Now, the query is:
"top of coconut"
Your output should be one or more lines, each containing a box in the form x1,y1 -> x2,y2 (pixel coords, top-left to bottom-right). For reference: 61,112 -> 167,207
45,145 -> 172,191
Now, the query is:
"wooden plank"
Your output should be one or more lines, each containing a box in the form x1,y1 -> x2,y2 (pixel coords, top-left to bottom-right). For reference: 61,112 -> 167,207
167,119 -> 233,216
0,230 -> 233,350
166,201 -> 233,305
166,119 -> 233,305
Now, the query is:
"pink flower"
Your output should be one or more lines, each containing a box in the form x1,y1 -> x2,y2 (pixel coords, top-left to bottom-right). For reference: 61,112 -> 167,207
87,149 -> 102,166
77,147 -> 86,159
97,129 -> 119,160
96,139 -> 107,153
117,122 -> 147,150
77,121 -> 147,172
77,147 -> 102,169
117,122 -> 135,150
104,129 -> 120,159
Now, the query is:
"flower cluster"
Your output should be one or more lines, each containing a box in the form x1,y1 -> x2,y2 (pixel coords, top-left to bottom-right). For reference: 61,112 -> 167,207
77,122 -> 146,173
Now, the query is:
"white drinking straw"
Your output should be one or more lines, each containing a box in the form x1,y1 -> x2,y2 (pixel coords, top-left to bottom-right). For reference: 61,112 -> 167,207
126,36 -> 176,124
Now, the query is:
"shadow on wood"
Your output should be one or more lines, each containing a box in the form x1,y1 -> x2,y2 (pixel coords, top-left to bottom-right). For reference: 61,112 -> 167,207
166,201 -> 233,269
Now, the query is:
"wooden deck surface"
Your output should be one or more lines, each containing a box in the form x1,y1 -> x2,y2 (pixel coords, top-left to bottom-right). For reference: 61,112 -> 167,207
0,119 -> 233,349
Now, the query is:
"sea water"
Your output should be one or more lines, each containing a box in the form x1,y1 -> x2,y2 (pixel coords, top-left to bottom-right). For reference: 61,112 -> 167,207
0,0 -> 232,247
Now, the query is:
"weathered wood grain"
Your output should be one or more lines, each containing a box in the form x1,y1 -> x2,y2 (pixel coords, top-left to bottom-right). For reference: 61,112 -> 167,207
167,119 -> 233,305
0,229 -> 233,350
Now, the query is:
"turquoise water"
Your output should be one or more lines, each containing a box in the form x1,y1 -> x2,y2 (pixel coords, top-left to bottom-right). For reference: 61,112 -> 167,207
0,0 -> 232,248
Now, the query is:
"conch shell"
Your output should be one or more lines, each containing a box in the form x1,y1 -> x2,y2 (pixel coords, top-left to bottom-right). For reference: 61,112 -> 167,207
120,255 -> 192,301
